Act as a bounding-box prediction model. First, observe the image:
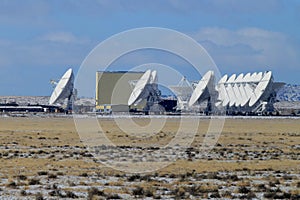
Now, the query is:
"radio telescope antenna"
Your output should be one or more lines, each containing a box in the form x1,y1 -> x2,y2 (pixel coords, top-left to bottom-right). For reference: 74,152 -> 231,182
128,69 -> 162,114
169,76 -> 193,111
233,73 -> 244,107
128,70 -> 152,106
49,68 -> 75,112
249,71 -> 273,107
188,71 -> 215,107
215,74 -> 229,107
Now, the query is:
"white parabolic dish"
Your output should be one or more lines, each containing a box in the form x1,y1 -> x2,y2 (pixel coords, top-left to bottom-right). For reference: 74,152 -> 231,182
249,71 -> 272,107
240,72 -> 253,107
250,72 -> 258,82
128,70 -> 152,106
219,74 -> 228,84
216,75 -> 230,107
235,73 -> 244,83
188,71 -> 214,107
253,72 -> 263,82
233,73 -> 244,107
49,68 -> 74,105
227,74 -> 237,107
243,73 -> 252,82
215,74 -> 229,107
149,70 -> 157,84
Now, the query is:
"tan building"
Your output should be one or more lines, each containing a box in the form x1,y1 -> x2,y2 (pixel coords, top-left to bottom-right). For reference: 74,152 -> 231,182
96,71 -> 144,112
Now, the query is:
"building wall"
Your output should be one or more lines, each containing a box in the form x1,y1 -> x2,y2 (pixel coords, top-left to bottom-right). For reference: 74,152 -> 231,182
96,71 -> 144,110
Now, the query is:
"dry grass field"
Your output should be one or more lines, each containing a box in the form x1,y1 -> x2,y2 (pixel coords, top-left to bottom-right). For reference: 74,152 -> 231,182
0,116 -> 299,199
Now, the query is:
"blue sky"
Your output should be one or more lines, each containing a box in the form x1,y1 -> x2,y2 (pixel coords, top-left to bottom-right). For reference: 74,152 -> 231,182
0,0 -> 300,96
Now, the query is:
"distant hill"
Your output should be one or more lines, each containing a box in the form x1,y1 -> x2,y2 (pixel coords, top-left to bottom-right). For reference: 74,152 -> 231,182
277,84 -> 300,102
0,96 -> 95,106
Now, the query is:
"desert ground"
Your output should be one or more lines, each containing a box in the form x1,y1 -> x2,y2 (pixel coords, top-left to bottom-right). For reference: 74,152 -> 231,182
0,116 -> 299,199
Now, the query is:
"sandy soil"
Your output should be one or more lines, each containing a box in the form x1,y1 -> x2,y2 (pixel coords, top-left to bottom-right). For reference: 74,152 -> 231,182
0,116 -> 299,199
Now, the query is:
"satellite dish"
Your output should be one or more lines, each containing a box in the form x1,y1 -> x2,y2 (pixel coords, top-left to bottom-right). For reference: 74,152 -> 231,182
235,73 -> 244,83
188,71 -> 214,107
226,74 -> 237,107
250,72 -> 258,82
237,72 -> 253,107
128,70 -> 152,106
49,68 -> 74,105
169,76 -> 193,110
227,74 -> 236,83
252,72 -> 263,82
149,70 -> 159,92
215,75 -> 229,107
239,84 -> 250,107
219,74 -> 228,84
257,72 -> 263,80
233,73 -> 244,107
243,73 -> 252,82
149,70 -> 157,84
249,71 -> 273,107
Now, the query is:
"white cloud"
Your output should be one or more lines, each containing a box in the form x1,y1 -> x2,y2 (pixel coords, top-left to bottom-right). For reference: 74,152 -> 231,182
192,27 -> 285,46
0,32 -> 92,68
190,27 -> 299,73
39,32 -> 89,44
44,0 -> 283,16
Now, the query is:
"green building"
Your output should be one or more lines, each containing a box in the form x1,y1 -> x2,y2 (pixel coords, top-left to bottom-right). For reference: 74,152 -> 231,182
96,71 -> 144,112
